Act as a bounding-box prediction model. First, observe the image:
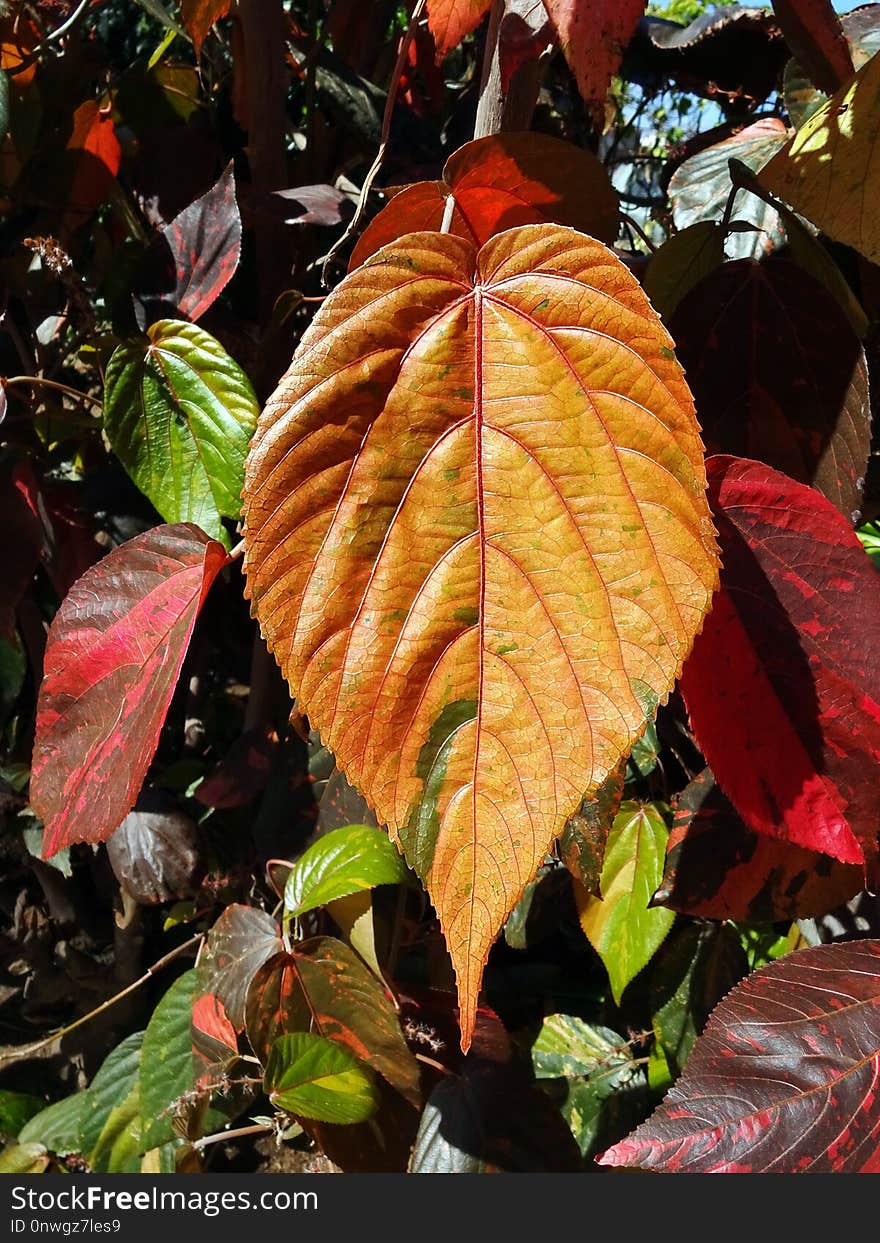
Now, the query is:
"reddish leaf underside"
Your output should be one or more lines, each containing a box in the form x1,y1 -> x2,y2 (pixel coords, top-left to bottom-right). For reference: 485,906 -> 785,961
195,904 -> 282,1032
654,767 -> 863,921
242,224 -> 719,1047
181,0 -> 231,57
599,940 -> 880,1172
349,132 -> 619,270
670,259 -> 870,522
679,455 -> 880,866
30,524 -> 228,857
66,100 -> 121,216
163,162 -> 241,322
543,0 -> 646,120
427,0 -> 491,59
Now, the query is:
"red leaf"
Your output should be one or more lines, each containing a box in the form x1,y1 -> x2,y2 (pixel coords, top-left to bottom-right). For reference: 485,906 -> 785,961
498,3 -> 553,92
350,131 -> 619,269
67,100 -> 121,215
670,258 -> 870,522
599,940 -> 880,1172
654,768 -> 863,921
399,24 -> 445,116
2,461 -> 43,610
193,993 -> 237,1053
426,0 -> 491,59
772,0 -> 854,95
195,904 -> 282,1032
180,0 -> 231,57
679,456 -> 880,866
30,524 -> 228,857
162,162 -> 241,322
544,0 -> 646,121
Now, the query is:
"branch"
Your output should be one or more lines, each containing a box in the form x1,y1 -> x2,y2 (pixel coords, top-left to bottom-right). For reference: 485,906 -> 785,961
319,0 -> 429,284
474,0 -> 544,140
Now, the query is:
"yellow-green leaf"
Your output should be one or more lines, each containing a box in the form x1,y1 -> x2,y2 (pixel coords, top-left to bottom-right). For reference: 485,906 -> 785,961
577,801 -> 675,1003
761,51 -> 880,264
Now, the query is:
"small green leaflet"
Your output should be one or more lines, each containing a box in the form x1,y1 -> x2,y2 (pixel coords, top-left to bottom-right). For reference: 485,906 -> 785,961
530,1015 -> 646,1158
264,1032 -> 378,1124
104,320 -> 258,547
577,801 -> 675,1003
283,824 -> 408,923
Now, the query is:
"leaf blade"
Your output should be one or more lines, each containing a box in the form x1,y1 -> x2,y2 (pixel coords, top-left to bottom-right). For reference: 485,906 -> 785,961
242,224 -> 719,1047
30,524 -> 227,857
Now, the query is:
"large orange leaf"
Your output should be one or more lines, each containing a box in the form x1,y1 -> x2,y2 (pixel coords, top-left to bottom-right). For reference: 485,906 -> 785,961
242,225 -> 719,1047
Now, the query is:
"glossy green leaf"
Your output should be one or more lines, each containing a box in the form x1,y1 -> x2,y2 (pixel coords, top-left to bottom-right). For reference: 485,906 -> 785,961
79,1032 -> 144,1157
283,824 -> 408,922
18,1093 -> 89,1155
140,970 -> 197,1150
264,1032 -> 378,1124
104,320 -> 258,546
577,802 -> 675,1003
530,1015 -> 646,1158
650,923 -> 747,1079
88,1085 -> 143,1173
0,1090 -> 44,1139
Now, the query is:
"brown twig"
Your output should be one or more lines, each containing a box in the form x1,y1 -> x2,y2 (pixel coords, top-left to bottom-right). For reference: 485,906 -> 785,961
319,0 -> 429,284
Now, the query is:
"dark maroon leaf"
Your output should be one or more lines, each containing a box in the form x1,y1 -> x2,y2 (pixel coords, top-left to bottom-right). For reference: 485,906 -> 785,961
679,456 -> 880,866
195,904 -> 281,1032
2,460 -> 44,610
600,940 -> 880,1172
655,768 -> 864,921
30,524 -> 228,858
162,162 -> 241,322
559,763 -> 625,895
498,2 -> 552,91
194,726 -> 278,809
772,0 -> 854,95
624,8 -> 787,107
671,259 -> 870,521
245,936 -> 420,1106
106,800 -> 201,904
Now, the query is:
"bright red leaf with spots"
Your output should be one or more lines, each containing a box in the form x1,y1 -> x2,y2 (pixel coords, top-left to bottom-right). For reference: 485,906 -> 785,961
599,940 -> 880,1173
679,455 -> 880,867
30,524 -> 228,857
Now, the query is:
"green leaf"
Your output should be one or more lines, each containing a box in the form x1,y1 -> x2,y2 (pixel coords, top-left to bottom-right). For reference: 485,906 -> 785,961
79,1032 -> 144,1157
530,1015 -> 646,1158
283,825 -> 408,922
264,1032 -> 378,1124
18,1093 -> 89,1155
577,801 -> 675,1003
104,320 -> 258,546
643,222 -> 725,322
89,1085 -> 144,1173
859,520 -> 880,568
140,970 -> 199,1150
0,1090 -> 45,1140
650,923 -> 747,1078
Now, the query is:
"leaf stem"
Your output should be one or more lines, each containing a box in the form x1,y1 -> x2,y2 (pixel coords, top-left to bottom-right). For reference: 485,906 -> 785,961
193,1122 -> 273,1151
3,375 -> 102,411
319,0 -> 429,283
0,932 -> 203,1069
